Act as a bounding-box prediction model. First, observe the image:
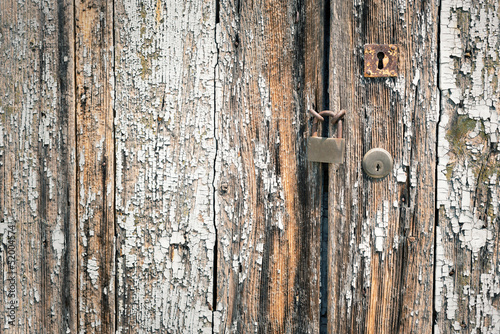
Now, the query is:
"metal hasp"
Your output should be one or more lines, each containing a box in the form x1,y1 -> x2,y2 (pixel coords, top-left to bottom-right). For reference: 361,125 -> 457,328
362,148 -> 393,178
307,109 -> 345,164
364,44 -> 398,77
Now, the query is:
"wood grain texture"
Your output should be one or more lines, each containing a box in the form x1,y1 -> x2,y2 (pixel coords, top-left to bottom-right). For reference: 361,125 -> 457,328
0,0 -> 77,332
75,0 -> 115,331
327,0 -> 439,333
114,0 -> 217,332
435,0 -> 500,333
214,0 -> 322,332
305,0 -> 328,332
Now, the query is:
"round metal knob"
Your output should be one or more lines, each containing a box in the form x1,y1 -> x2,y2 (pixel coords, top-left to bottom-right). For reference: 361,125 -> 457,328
362,148 -> 393,179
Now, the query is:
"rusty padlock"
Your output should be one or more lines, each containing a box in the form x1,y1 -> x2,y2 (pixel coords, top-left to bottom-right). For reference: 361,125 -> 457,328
307,109 -> 345,163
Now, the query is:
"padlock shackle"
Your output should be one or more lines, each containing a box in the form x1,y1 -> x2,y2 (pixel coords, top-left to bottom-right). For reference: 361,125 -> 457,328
308,109 -> 345,138
308,108 -> 324,122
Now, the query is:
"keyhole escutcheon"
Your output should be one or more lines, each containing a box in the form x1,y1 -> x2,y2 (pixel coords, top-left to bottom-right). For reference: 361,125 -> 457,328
364,44 -> 398,77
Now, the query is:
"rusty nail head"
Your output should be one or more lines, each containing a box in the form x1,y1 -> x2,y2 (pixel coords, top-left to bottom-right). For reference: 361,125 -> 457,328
220,182 -> 228,194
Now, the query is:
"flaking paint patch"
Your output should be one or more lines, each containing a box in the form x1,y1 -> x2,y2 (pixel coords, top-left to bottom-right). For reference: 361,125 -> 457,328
87,257 -> 99,289
52,219 -> 65,265
436,0 -> 500,331
0,0 -> 78,328
437,0 -> 500,248
374,201 -> 390,253
114,0 -> 216,332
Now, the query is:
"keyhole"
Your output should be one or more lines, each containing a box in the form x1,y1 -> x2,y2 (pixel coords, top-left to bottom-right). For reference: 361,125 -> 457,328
377,52 -> 385,69
376,163 -> 381,171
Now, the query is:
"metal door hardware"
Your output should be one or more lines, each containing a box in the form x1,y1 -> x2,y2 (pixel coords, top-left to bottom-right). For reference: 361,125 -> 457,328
364,44 -> 398,77
307,109 -> 345,163
362,148 -> 393,178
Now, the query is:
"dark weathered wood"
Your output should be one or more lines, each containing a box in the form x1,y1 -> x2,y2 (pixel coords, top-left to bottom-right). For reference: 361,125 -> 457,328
306,0 -> 327,332
0,0 -> 77,332
214,0 -> 323,332
435,1 -> 500,333
327,1 -> 439,333
75,0 -> 115,331
114,0 -> 217,331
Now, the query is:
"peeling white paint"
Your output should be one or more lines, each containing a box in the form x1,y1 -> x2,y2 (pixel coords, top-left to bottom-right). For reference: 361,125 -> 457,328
87,257 -> 99,289
52,219 -> 65,264
436,0 -> 500,331
114,0 -> 216,331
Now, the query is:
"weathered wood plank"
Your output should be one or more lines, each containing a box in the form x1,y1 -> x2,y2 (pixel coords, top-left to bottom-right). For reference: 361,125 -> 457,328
327,1 -> 439,333
435,1 -> 500,333
0,0 -> 77,332
305,0 -> 327,332
114,0 -> 217,331
214,0 -> 322,332
75,0 -> 115,331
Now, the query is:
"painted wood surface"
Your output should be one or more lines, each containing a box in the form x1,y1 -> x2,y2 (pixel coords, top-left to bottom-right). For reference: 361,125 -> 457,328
1,0 -> 500,333
114,0 -> 216,332
75,0 -> 115,331
214,0 -> 323,332
435,0 -> 500,333
327,1 -> 439,333
0,0 -> 77,332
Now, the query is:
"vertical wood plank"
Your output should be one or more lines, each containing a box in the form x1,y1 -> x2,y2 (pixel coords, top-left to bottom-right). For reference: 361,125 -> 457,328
114,0 -> 217,331
214,0 -> 322,332
75,0 -> 115,331
435,1 -> 500,333
0,0 -> 77,332
305,0 -> 327,332
327,1 -> 439,333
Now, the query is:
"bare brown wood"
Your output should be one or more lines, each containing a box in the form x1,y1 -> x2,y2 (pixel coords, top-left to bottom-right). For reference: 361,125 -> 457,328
327,1 -> 439,333
214,0 -> 323,332
74,0 -> 115,331
435,1 -> 500,332
113,0 -> 217,331
0,0 -> 77,332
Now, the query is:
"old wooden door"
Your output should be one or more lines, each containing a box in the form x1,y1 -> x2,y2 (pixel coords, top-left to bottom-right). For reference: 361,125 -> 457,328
1,0 -> 499,333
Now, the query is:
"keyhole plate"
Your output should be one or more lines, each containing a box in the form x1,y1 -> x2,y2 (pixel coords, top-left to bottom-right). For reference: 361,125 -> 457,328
364,44 -> 398,77
362,148 -> 393,178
